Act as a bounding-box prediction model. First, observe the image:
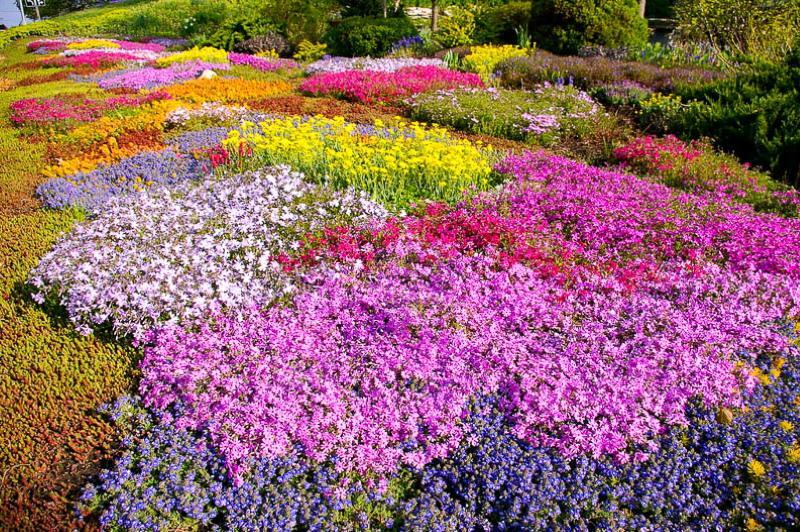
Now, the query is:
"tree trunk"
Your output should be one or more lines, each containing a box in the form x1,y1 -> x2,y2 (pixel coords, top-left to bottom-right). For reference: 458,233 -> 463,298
639,0 -> 646,18
382,0 -> 387,18
431,0 -> 439,32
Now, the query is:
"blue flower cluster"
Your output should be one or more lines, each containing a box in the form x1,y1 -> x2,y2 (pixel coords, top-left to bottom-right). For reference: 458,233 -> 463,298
82,352 -> 800,530
165,126 -> 230,153
390,35 -> 425,55
402,353 -> 800,530
37,128 -> 230,212
79,397 -> 381,530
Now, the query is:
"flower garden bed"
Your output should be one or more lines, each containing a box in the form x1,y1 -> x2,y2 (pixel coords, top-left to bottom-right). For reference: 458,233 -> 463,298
1,35 -> 799,532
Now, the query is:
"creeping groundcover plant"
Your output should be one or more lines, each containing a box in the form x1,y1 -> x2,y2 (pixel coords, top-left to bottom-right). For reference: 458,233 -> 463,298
7,24 -> 800,530
72,151 -> 800,530
30,166 -> 386,337
219,115 -> 497,205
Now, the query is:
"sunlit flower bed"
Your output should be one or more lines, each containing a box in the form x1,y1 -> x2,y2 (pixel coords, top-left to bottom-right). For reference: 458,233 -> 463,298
9,39 -> 800,531
91,60 -> 231,90
300,65 -> 484,104
219,115 -> 496,204
10,92 -> 168,127
305,56 -> 444,74
164,77 -> 293,104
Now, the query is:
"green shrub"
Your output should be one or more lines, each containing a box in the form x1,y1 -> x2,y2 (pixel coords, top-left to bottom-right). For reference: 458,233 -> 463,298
407,85 -> 623,161
232,32 -> 291,56
636,92 -> 684,133
674,0 -> 800,64
193,15 -> 279,50
475,1 -> 530,44
434,5 -> 476,48
294,40 -> 328,63
325,15 -> 418,57
529,0 -> 649,55
672,57 -> 800,187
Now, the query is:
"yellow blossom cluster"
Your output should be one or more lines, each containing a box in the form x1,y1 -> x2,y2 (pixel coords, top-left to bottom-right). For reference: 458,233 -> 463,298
156,46 -> 229,66
222,115 -> 496,206
463,45 -> 528,83
67,39 -> 120,50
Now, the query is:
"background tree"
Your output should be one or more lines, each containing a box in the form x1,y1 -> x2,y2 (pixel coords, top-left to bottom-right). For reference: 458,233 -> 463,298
528,0 -> 649,54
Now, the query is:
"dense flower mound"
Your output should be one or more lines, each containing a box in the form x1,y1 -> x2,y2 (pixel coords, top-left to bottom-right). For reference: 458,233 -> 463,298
300,66 -> 484,104
93,61 -> 231,90
28,38 -> 165,55
29,166 -> 387,338
614,135 -> 800,216
36,147 -> 203,212
134,152 -> 800,480
111,40 -> 166,53
156,46 -> 229,66
164,77 -> 293,104
402,353 -> 800,529
220,116 -> 495,206
42,50 -> 151,69
164,103 -> 257,129
84,325 -> 800,530
27,39 -> 69,53
496,151 -> 800,277
10,92 -> 168,127
41,99 -> 183,179
408,85 -> 605,144
228,52 -> 300,72
305,56 -> 444,74
78,397 -> 381,530
463,44 -> 529,82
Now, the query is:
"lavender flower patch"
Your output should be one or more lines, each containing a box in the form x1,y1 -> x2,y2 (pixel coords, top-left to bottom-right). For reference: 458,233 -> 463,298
228,52 -> 300,72
91,61 -> 231,90
29,166 -> 387,338
164,103 -> 267,130
36,149 -> 203,212
36,128 -> 232,213
165,126 -> 231,153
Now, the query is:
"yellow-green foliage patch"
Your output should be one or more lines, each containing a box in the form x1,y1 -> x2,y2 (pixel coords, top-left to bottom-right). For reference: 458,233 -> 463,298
0,39 -> 137,530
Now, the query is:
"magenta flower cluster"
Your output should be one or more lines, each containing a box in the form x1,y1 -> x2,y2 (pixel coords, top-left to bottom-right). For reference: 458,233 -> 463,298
9,92 -> 169,126
43,50 -> 154,69
228,52 -> 299,72
300,66 -> 484,104
136,151 -> 800,479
